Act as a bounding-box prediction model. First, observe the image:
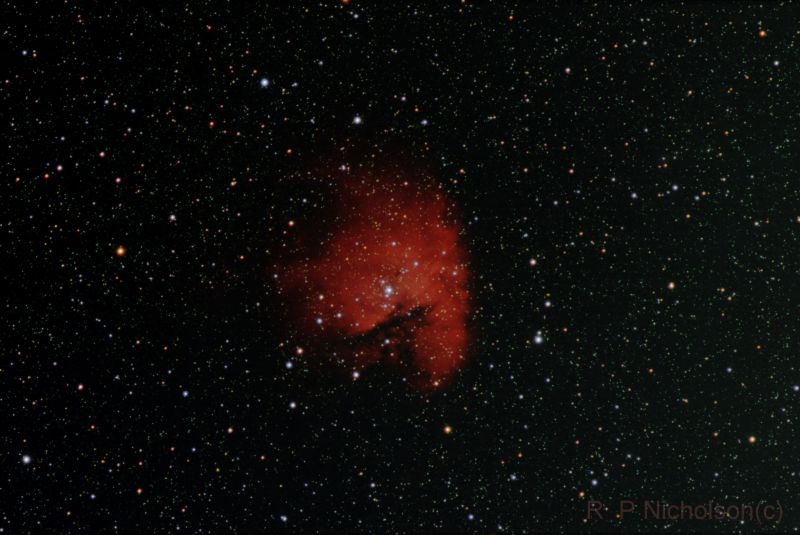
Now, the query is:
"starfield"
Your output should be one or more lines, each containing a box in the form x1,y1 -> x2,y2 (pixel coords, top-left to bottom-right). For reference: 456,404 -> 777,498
3,2 -> 798,533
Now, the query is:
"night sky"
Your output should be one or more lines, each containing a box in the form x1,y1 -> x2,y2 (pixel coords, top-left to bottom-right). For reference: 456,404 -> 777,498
4,2 -> 800,533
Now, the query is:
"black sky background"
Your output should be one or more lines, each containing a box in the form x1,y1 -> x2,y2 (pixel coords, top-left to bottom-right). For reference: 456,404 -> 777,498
3,1 -> 800,532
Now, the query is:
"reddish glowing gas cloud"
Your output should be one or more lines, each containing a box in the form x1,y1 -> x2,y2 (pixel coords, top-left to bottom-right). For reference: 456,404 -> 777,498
278,176 -> 470,389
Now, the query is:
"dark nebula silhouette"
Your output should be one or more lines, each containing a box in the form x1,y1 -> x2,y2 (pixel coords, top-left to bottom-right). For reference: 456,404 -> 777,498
277,176 -> 470,389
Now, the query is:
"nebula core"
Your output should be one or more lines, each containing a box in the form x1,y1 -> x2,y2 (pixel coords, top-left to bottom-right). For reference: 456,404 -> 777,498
279,177 -> 470,389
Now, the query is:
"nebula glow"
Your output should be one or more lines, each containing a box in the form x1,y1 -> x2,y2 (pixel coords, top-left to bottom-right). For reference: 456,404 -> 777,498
279,176 -> 470,389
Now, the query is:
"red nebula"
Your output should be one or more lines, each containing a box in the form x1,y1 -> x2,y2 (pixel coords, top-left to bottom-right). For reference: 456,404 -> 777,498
278,176 -> 470,390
